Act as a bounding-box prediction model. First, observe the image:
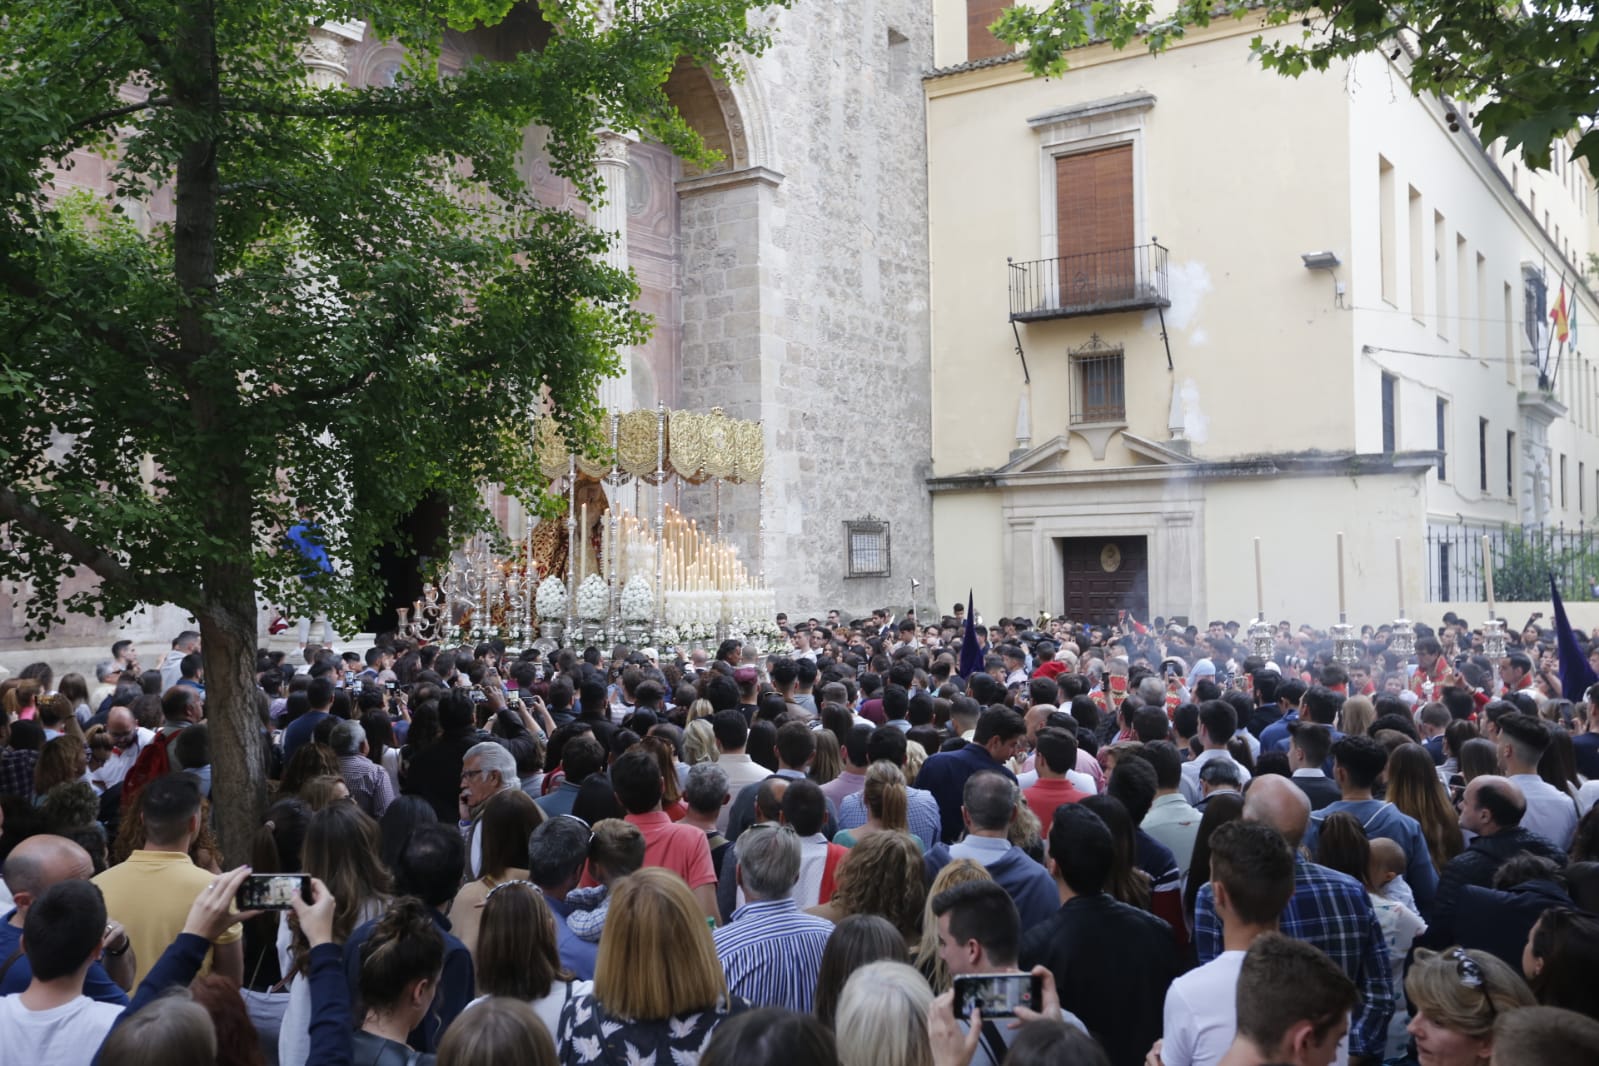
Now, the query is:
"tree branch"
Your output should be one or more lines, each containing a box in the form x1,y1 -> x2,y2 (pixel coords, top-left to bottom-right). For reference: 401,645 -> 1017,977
0,485 -> 193,606
219,93 -> 442,119
73,96 -> 174,132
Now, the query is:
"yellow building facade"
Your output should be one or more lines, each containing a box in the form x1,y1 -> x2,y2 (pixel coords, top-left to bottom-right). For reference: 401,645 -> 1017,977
926,7 -> 1599,627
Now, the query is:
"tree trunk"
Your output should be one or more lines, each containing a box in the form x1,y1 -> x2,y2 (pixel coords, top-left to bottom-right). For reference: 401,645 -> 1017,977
199,589 -> 267,868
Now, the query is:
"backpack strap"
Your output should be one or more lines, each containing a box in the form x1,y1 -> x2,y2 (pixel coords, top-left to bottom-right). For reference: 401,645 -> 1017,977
977,1019 -> 1009,1065
818,843 -> 848,904
0,948 -> 24,985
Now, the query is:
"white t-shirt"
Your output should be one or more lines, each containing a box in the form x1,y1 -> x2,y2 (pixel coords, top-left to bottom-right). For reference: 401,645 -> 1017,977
0,994 -> 124,1066
964,1006 -> 1087,1066
1161,949 -> 1245,1066
466,979 -> 592,1039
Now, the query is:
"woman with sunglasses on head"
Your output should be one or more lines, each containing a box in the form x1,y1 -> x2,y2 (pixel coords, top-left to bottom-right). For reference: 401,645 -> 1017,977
1405,946 -> 1534,1065
466,879 -> 590,1038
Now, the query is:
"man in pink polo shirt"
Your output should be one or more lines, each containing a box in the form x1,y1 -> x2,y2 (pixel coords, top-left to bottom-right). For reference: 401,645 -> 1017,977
611,748 -> 721,924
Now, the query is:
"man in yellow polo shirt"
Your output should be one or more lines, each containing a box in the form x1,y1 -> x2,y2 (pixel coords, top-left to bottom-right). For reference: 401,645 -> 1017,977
92,772 -> 242,989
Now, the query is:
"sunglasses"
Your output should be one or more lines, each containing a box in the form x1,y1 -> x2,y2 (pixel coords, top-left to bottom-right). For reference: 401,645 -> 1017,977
1447,948 -> 1496,1021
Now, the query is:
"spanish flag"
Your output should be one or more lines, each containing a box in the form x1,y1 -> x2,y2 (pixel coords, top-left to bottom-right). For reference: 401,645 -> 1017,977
1551,279 -> 1571,345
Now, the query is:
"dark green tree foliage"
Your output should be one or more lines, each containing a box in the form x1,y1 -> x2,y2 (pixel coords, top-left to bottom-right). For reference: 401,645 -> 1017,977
992,1 -> 1598,172
0,0 -> 784,858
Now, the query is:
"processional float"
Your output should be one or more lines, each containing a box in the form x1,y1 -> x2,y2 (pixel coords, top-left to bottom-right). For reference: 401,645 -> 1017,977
396,405 -> 785,657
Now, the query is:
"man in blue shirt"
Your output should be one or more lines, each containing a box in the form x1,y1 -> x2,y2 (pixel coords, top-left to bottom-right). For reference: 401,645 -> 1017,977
1257,678 -> 1309,754
0,835 -> 132,1003
281,676 -> 336,763
528,814 -> 598,980
923,771 -> 1058,927
714,822 -> 833,1011
916,706 -> 1026,844
1301,735 -> 1438,911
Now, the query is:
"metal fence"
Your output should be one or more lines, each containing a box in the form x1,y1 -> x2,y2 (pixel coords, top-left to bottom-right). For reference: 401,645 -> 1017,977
1425,522 -> 1599,602
1008,242 -> 1170,321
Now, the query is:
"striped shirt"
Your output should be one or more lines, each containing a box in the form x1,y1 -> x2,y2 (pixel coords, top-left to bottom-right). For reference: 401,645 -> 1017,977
713,897 -> 834,1012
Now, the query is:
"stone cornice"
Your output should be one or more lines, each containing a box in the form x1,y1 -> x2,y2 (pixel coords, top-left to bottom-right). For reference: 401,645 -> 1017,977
675,165 -> 785,196
928,449 -> 1441,492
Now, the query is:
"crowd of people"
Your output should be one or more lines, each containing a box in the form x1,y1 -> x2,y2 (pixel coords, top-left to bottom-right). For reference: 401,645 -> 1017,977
2,603 -> 1599,1066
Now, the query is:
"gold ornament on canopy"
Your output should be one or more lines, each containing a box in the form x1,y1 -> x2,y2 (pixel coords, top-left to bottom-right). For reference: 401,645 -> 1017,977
701,407 -> 736,481
730,418 -> 764,484
616,409 -> 662,481
670,410 -> 709,483
529,407 -> 764,485
533,416 -> 570,480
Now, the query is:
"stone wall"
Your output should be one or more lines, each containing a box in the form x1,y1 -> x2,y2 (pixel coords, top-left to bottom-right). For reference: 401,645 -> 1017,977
675,0 -> 936,619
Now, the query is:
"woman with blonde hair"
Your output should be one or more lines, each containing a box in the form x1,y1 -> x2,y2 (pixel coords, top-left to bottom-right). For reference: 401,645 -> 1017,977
468,879 -> 587,1037
904,740 -> 929,783
834,961 -> 934,1066
449,788 -> 545,956
1339,696 -> 1376,738
835,761 -> 916,850
557,868 -> 744,1064
911,858 -> 991,992
683,718 -> 718,765
685,697 -> 715,724
1405,947 -> 1534,1065
811,729 -> 841,786
1387,742 -> 1465,872
296,775 -> 350,811
808,830 -> 926,949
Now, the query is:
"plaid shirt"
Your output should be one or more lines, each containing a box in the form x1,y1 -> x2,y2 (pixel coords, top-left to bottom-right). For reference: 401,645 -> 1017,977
338,754 -> 395,818
1195,856 -> 1394,1058
837,785 -> 941,850
0,749 -> 38,802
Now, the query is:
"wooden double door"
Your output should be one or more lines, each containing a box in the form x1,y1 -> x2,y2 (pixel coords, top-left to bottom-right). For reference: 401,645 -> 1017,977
1061,535 -> 1148,627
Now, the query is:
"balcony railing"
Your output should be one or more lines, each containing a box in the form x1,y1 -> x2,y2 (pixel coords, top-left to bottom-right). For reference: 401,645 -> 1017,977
1008,243 -> 1171,322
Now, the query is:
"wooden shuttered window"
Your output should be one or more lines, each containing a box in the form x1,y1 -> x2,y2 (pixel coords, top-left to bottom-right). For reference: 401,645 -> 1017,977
967,0 -> 1012,62
1054,144 -> 1135,304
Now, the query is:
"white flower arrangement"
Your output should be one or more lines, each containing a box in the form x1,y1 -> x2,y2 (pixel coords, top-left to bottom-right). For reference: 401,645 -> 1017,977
534,576 -> 567,620
620,575 -> 654,622
576,574 -> 610,621
654,624 -> 681,648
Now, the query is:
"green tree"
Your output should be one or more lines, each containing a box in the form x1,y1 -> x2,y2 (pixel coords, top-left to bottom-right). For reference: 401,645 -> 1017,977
0,0 -> 784,859
992,1 -> 1598,172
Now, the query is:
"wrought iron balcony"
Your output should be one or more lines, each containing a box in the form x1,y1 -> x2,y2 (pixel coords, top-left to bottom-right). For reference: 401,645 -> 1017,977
1008,242 -> 1170,322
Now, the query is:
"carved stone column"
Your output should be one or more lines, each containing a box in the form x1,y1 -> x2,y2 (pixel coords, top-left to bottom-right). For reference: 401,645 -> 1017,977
594,131 -> 634,414
301,21 -> 366,90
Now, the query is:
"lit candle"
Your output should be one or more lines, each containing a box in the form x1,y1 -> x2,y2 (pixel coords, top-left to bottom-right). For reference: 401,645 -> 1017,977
1253,538 -> 1264,620
1395,537 -> 1405,618
1336,532 -> 1346,620
1483,534 -> 1496,618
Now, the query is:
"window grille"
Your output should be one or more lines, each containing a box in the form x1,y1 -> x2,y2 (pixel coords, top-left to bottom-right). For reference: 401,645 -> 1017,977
845,518 -> 891,578
1069,334 -> 1125,425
